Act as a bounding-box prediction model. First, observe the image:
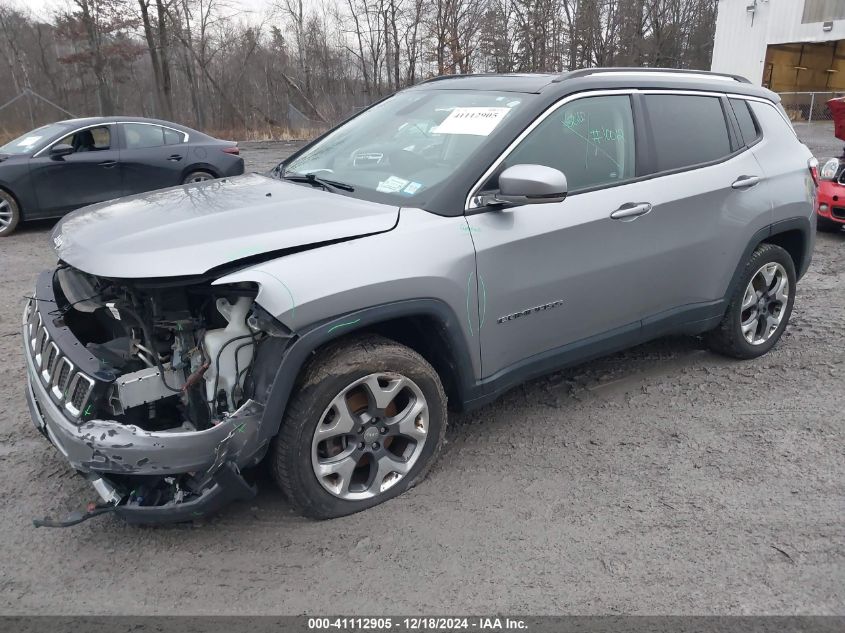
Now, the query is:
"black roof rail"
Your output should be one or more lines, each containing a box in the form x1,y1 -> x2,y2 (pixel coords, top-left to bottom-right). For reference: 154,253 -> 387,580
418,74 -> 469,84
417,72 -> 556,85
553,67 -> 751,84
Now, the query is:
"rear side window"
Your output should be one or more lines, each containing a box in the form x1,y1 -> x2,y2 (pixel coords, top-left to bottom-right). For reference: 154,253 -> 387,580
123,123 -> 176,149
644,95 -> 732,172
730,99 -> 761,145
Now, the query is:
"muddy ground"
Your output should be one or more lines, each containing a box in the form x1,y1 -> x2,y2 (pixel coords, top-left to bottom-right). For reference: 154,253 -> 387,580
0,140 -> 842,615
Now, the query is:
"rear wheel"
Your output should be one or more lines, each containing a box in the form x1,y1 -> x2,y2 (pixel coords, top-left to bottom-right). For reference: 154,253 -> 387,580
182,170 -> 215,184
817,216 -> 843,233
271,335 -> 447,519
0,190 -> 20,237
706,243 -> 796,359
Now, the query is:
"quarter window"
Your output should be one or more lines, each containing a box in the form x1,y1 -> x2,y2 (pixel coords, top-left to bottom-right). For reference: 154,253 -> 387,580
730,98 -> 761,146
500,95 -> 636,192
644,95 -> 731,172
164,128 -> 185,145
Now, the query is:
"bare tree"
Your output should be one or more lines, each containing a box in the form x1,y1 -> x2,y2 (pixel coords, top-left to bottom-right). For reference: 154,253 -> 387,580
0,0 -> 720,140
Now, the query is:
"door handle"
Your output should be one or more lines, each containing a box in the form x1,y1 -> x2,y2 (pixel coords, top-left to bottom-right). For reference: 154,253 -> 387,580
610,202 -> 652,220
731,175 -> 762,189
168,154 -> 183,162
98,160 -> 117,168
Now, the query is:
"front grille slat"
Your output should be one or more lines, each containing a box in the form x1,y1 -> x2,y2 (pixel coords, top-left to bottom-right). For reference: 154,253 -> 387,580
51,357 -> 73,401
33,325 -> 49,369
28,300 -> 99,422
29,313 -> 42,351
65,373 -> 94,417
831,206 -> 845,220
41,342 -> 59,384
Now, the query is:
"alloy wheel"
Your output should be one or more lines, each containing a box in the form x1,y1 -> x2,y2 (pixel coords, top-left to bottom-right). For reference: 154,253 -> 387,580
311,372 -> 429,500
740,262 -> 790,345
0,198 -> 12,229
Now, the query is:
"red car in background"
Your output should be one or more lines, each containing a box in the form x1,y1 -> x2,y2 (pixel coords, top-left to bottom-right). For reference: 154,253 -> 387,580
817,97 -> 845,232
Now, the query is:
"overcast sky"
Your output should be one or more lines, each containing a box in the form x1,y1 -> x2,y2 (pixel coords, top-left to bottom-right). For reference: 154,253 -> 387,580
14,0 -> 274,22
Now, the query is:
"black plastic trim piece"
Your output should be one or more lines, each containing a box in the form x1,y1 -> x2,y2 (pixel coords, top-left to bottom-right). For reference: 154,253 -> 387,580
465,299 -> 724,412
721,95 -> 743,153
114,462 -> 257,524
34,270 -> 117,383
723,217 -> 813,307
728,97 -> 764,149
257,299 -> 480,441
465,320 -> 642,410
631,93 -> 655,178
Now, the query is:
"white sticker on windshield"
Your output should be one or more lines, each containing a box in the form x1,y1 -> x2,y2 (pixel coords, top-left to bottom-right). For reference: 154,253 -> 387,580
376,175 -> 410,193
431,107 -> 511,136
16,136 -> 42,148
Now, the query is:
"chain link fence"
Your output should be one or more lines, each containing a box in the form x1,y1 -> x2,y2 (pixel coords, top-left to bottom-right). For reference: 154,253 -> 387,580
777,92 -> 845,157
778,91 -> 845,123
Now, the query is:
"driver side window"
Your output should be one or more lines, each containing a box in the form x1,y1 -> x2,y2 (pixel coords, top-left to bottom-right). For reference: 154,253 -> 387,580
56,126 -> 111,154
497,95 -> 636,193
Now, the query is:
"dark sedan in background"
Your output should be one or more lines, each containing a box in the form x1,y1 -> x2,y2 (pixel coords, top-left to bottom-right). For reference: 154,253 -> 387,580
0,116 -> 244,236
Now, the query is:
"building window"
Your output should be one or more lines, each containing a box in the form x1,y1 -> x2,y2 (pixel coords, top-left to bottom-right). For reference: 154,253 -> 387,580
802,0 -> 845,23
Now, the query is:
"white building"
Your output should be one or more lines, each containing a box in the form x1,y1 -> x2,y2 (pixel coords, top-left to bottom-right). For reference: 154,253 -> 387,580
711,0 -> 845,91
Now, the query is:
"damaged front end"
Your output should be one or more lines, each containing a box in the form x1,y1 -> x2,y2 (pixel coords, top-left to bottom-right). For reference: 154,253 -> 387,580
23,266 -> 291,525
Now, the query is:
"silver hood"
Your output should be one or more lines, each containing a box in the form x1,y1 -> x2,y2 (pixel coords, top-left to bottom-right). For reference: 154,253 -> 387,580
52,173 -> 400,278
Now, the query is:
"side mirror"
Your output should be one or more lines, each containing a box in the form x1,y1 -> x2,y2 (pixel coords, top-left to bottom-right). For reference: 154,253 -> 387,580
482,164 -> 568,207
50,144 -> 74,159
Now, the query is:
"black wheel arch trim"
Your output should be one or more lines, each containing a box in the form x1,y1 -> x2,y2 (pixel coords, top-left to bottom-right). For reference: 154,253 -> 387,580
252,298 -> 479,452
724,217 -> 812,307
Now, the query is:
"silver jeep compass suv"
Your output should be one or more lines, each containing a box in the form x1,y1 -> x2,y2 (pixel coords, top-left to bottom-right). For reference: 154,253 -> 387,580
23,68 -> 816,525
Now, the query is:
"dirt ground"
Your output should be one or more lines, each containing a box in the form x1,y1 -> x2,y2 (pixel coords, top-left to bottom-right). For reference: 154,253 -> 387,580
0,141 -> 843,615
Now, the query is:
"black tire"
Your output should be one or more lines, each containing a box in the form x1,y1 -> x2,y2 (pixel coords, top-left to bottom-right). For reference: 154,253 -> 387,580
817,216 -> 843,233
271,334 -> 448,519
182,170 -> 215,184
0,189 -> 20,237
706,243 -> 796,360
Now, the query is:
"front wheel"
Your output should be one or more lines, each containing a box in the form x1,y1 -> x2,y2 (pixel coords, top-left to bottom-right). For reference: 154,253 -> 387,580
271,335 -> 447,519
706,243 -> 796,359
0,190 -> 20,237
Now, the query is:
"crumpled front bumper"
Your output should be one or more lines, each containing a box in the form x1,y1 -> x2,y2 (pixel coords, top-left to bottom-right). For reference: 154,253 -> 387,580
22,280 -> 265,524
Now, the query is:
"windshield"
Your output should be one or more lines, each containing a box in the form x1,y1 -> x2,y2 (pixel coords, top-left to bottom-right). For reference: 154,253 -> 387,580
283,90 -> 530,203
0,123 -> 70,155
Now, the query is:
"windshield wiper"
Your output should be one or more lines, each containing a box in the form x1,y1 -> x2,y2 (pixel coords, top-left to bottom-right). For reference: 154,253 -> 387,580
283,172 -> 355,193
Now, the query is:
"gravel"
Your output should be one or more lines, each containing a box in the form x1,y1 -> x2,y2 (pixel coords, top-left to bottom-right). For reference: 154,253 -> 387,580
0,142 -> 842,615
